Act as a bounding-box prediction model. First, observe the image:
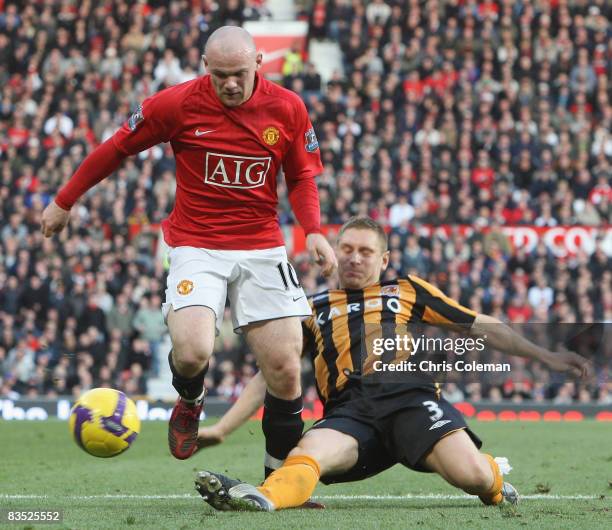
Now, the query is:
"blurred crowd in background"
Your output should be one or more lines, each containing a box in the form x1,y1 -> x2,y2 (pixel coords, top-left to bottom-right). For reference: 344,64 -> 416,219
0,1 -> 610,405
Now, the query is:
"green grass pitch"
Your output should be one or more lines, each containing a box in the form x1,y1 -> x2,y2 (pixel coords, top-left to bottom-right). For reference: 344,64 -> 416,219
1,419 -> 611,529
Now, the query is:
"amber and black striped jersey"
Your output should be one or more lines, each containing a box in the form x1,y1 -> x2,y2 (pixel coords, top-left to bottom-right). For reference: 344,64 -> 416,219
302,275 -> 477,408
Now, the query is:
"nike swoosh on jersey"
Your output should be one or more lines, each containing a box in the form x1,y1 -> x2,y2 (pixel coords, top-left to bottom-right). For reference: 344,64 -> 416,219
293,296 -> 304,302
195,129 -> 215,136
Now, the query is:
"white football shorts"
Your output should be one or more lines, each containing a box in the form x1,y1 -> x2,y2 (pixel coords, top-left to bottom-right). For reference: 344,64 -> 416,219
162,246 -> 311,332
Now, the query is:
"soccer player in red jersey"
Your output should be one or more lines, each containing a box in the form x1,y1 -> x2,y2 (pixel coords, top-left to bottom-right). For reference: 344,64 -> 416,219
40,26 -> 337,464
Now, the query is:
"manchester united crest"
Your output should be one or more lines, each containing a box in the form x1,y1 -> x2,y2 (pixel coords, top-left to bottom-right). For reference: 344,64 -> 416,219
262,126 -> 280,145
177,279 -> 194,295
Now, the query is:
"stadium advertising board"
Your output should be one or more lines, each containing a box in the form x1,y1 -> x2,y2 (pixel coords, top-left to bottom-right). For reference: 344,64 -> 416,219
287,224 -> 612,258
1,397 -> 610,421
243,21 -> 308,77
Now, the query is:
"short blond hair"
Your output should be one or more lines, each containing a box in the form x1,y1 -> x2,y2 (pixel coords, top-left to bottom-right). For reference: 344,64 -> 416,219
337,216 -> 388,252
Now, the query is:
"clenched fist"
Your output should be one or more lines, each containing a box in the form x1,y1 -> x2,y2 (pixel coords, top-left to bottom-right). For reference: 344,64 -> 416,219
306,232 -> 338,277
41,200 -> 71,237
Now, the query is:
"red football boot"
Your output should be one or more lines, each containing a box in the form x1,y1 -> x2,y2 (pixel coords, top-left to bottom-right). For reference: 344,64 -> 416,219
168,398 -> 203,459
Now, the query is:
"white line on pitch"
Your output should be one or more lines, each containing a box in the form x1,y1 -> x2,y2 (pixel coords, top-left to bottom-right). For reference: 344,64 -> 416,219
0,494 -> 602,500
318,494 -> 602,500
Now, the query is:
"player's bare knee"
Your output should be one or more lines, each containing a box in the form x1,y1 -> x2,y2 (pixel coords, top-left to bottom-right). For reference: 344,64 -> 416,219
264,359 -> 301,397
294,429 -> 358,475
288,440 -> 330,471
172,340 -> 212,373
288,445 -> 310,459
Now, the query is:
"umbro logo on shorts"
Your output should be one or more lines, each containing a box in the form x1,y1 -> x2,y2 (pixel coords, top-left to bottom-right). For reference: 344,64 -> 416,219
429,419 -> 452,431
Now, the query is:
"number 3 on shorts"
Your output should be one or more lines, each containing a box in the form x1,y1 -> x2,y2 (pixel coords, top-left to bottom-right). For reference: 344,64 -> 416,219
276,262 -> 301,290
422,400 -> 444,422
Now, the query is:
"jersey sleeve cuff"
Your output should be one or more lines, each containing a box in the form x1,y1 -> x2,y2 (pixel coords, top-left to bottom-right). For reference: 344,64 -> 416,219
54,194 -> 73,210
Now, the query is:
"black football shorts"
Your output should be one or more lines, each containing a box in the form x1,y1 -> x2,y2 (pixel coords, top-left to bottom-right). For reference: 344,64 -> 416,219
308,387 -> 482,484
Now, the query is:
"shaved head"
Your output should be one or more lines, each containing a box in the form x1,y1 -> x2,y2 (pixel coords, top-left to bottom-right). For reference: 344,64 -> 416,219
203,26 -> 262,107
204,26 -> 256,58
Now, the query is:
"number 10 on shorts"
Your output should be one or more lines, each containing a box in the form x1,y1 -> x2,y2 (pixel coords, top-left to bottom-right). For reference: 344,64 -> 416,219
277,262 -> 301,290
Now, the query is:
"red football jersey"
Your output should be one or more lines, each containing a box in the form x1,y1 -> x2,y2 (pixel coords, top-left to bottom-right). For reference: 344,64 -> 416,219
112,73 -> 323,250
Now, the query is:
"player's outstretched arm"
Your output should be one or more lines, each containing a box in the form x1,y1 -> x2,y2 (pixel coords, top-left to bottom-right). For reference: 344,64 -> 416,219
41,88 -> 178,237
470,314 -> 591,378
197,371 -> 267,449
40,138 -> 127,237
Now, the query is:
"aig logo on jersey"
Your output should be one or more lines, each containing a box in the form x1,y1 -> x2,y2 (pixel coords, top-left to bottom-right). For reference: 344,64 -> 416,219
205,152 -> 272,189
